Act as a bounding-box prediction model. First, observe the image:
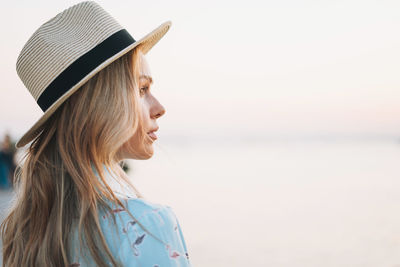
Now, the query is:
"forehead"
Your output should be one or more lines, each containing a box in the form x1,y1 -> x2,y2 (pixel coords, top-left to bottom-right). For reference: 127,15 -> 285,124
140,74 -> 153,84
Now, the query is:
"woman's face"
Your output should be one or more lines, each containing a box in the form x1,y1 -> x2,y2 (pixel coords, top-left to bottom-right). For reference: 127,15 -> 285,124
118,55 -> 166,160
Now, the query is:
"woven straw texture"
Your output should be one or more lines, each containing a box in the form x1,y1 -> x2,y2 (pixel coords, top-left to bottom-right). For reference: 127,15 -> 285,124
15,0 -> 171,148
16,1 -> 124,101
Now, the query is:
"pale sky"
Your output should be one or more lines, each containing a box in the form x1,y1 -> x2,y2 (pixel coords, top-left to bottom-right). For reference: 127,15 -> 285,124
1,0 -> 400,141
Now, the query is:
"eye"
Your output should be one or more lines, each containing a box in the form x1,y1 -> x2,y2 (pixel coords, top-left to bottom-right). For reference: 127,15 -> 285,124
140,86 -> 149,94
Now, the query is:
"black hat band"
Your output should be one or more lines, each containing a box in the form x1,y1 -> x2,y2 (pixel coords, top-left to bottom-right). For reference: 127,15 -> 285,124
37,29 -> 136,112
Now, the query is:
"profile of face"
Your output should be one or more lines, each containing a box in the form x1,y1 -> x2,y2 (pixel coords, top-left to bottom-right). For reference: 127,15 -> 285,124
118,54 -> 166,160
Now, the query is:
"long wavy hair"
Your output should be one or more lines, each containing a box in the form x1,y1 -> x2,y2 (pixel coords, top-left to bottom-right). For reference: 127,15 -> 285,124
0,45 -> 166,267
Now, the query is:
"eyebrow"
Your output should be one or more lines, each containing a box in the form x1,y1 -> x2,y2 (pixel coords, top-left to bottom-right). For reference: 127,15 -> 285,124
140,75 -> 153,84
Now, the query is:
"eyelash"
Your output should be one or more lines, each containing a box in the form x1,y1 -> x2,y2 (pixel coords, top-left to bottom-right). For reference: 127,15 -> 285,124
140,86 -> 149,94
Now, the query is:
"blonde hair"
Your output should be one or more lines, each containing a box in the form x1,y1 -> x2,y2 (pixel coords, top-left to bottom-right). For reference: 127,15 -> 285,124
0,46 -> 167,267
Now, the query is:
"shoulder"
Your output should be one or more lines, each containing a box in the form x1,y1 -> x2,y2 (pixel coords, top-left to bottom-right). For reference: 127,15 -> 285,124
99,197 -> 180,247
99,197 -> 191,266
108,197 -> 175,224
69,197 -> 191,266
100,197 -> 171,235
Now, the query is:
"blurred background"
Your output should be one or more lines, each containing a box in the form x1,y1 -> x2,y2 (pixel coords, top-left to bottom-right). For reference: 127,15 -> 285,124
1,0 -> 400,266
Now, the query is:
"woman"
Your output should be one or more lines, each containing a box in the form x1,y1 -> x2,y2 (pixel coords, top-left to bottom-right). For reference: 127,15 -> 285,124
0,1 -> 191,266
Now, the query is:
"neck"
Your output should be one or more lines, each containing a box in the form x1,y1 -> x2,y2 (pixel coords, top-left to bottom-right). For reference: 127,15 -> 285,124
91,162 -> 137,199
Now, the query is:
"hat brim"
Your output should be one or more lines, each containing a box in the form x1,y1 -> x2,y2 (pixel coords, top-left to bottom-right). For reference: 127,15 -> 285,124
15,20 -> 171,149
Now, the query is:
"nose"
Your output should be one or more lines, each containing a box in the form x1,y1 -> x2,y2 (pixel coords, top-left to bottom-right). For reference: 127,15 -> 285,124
151,100 -> 166,119
154,106 -> 165,119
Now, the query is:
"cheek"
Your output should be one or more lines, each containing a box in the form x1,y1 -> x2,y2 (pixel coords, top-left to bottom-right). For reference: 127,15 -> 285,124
140,98 -> 151,118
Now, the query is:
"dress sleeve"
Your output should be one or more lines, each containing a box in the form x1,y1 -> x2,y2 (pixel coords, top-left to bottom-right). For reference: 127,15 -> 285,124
112,199 -> 192,266
164,205 -> 191,262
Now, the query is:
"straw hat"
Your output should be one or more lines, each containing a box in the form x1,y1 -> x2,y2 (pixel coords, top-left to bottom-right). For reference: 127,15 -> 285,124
15,1 -> 172,148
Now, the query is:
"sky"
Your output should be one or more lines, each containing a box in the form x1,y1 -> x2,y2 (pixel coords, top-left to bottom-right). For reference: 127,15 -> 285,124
1,0 -> 400,142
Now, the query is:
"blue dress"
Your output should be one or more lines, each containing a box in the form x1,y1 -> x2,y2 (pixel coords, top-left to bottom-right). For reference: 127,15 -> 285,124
69,166 -> 192,267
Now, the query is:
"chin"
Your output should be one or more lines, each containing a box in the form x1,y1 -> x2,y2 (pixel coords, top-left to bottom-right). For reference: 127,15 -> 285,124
122,153 -> 152,160
119,139 -> 154,160
128,149 -> 154,160
143,153 -> 154,160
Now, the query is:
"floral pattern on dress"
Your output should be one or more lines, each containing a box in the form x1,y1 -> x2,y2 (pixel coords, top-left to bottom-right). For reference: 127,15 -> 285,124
69,165 -> 191,266
68,198 -> 191,266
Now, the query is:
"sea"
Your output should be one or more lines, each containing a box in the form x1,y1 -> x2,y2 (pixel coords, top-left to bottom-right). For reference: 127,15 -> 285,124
1,135 -> 400,266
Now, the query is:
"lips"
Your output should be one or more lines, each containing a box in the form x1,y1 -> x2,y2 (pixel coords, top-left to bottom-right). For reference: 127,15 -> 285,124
147,127 -> 159,141
147,131 -> 157,140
